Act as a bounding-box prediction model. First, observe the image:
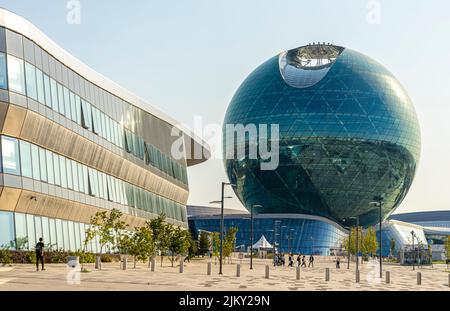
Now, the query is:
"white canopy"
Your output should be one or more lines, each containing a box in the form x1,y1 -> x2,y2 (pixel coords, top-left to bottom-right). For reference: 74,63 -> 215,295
252,235 -> 273,249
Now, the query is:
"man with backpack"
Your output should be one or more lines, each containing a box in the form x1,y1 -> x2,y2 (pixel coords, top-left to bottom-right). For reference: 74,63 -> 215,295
35,237 -> 45,271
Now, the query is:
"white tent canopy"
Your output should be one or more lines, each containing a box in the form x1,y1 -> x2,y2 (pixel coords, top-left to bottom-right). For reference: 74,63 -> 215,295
252,235 -> 273,249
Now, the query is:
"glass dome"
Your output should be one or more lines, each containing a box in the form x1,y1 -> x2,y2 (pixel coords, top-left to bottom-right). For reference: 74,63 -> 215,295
223,44 -> 421,228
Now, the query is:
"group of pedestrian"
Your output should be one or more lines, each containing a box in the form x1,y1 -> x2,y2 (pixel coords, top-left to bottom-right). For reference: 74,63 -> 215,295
285,253 -> 314,268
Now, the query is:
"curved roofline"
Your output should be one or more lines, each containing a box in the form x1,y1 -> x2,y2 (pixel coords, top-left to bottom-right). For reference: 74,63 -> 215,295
0,8 -> 210,166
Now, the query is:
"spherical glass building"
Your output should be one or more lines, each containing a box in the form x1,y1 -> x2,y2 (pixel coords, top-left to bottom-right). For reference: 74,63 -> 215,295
223,44 -> 421,228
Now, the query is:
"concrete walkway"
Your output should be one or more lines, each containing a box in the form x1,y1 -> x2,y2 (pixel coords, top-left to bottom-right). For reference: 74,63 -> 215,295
0,258 -> 449,291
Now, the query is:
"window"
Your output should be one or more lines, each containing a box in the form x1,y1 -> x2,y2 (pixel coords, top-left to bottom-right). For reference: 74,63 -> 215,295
62,220 -> 70,251
49,218 -> 57,250
36,69 -> 45,104
75,95 -> 82,125
43,74 -> 51,107
69,91 -> 77,122
66,157 -> 73,189
34,216 -> 42,242
82,165 -> 89,195
14,213 -> 28,250
0,211 -> 15,249
50,78 -> 58,112
19,140 -> 32,178
1,136 -> 20,175
63,87 -> 71,120
0,53 -> 7,89
31,144 -> 40,180
59,155 -> 67,188
46,150 -> 54,184
41,217 -> 50,248
100,112 -> 106,138
39,148 -> 47,182
71,160 -> 79,192
77,163 -> 84,193
92,107 -> 99,134
55,218 -> 64,250
24,62 -> 37,100
26,214 -> 36,249
81,100 -> 92,130
57,83 -> 65,115
53,153 -> 61,186
7,55 -> 25,94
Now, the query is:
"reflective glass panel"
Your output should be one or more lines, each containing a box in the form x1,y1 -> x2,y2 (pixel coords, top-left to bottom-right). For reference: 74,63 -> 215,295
7,54 -> 25,94
19,140 -> 32,178
24,62 -> 37,100
1,136 -> 20,175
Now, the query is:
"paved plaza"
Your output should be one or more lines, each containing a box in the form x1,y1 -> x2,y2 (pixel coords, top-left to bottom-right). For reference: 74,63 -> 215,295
0,257 -> 449,291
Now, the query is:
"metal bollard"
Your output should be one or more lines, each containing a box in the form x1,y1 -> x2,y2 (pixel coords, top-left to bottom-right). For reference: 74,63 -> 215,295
207,262 -> 212,275
265,265 -> 270,279
151,258 -> 155,272
355,269 -> 360,283
236,264 -> 241,277
122,258 -> 127,270
417,272 -> 421,285
386,271 -> 390,284
296,266 -> 300,280
325,267 -> 330,281
448,274 -> 450,288
95,255 -> 101,270
179,261 -> 184,273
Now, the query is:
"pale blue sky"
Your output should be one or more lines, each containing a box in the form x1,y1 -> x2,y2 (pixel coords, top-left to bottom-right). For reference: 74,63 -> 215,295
2,0 -> 449,214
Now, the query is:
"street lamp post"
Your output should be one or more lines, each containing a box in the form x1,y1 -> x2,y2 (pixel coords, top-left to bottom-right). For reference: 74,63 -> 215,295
411,230 -> 415,271
250,204 -> 262,270
280,226 -> 287,253
210,182 -> 235,275
356,216 -> 359,272
370,199 -> 384,278
272,220 -> 281,266
347,228 -> 351,269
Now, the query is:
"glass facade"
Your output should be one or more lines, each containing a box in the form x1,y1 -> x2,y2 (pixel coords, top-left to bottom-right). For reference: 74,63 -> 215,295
223,44 -> 421,227
189,214 -> 347,256
0,27 -> 188,185
0,210 -> 104,252
0,135 -> 187,222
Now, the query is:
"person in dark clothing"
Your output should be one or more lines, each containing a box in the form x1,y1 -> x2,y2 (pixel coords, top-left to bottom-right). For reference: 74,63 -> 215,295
297,254 -> 301,267
308,254 -> 314,268
35,237 -> 45,271
301,255 -> 307,267
336,257 -> 341,269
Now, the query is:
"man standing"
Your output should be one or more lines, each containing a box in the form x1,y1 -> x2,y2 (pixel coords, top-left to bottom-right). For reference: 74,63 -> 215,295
308,254 -> 314,268
35,237 -> 45,271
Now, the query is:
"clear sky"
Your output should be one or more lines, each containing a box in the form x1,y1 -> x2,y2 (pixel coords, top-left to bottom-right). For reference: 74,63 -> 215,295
2,0 -> 449,214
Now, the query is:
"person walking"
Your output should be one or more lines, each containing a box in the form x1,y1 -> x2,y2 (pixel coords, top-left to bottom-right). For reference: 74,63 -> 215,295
35,237 -> 45,271
296,254 -> 301,267
301,255 -> 307,267
336,257 -> 341,269
308,254 -> 314,268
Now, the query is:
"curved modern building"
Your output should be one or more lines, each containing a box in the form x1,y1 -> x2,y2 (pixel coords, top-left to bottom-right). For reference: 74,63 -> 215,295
0,9 -> 209,252
187,206 -> 347,256
223,43 -> 421,228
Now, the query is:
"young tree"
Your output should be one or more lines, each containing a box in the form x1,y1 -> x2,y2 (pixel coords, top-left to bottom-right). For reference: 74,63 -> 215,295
121,226 -> 154,268
147,214 -> 172,267
168,227 -> 190,267
211,232 -> 220,264
84,209 -> 126,256
342,226 -> 362,263
198,231 -> 211,257
187,233 -> 198,259
362,226 -> 378,260
389,238 -> 396,258
223,227 -> 238,263
444,236 -> 450,268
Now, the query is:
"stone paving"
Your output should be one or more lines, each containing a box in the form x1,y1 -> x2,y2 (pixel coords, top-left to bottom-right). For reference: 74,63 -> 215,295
0,257 -> 449,291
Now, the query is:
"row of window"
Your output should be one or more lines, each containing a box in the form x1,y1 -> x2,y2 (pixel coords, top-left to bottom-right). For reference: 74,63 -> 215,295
0,211 -> 105,253
3,51 -> 187,184
0,136 -> 187,222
